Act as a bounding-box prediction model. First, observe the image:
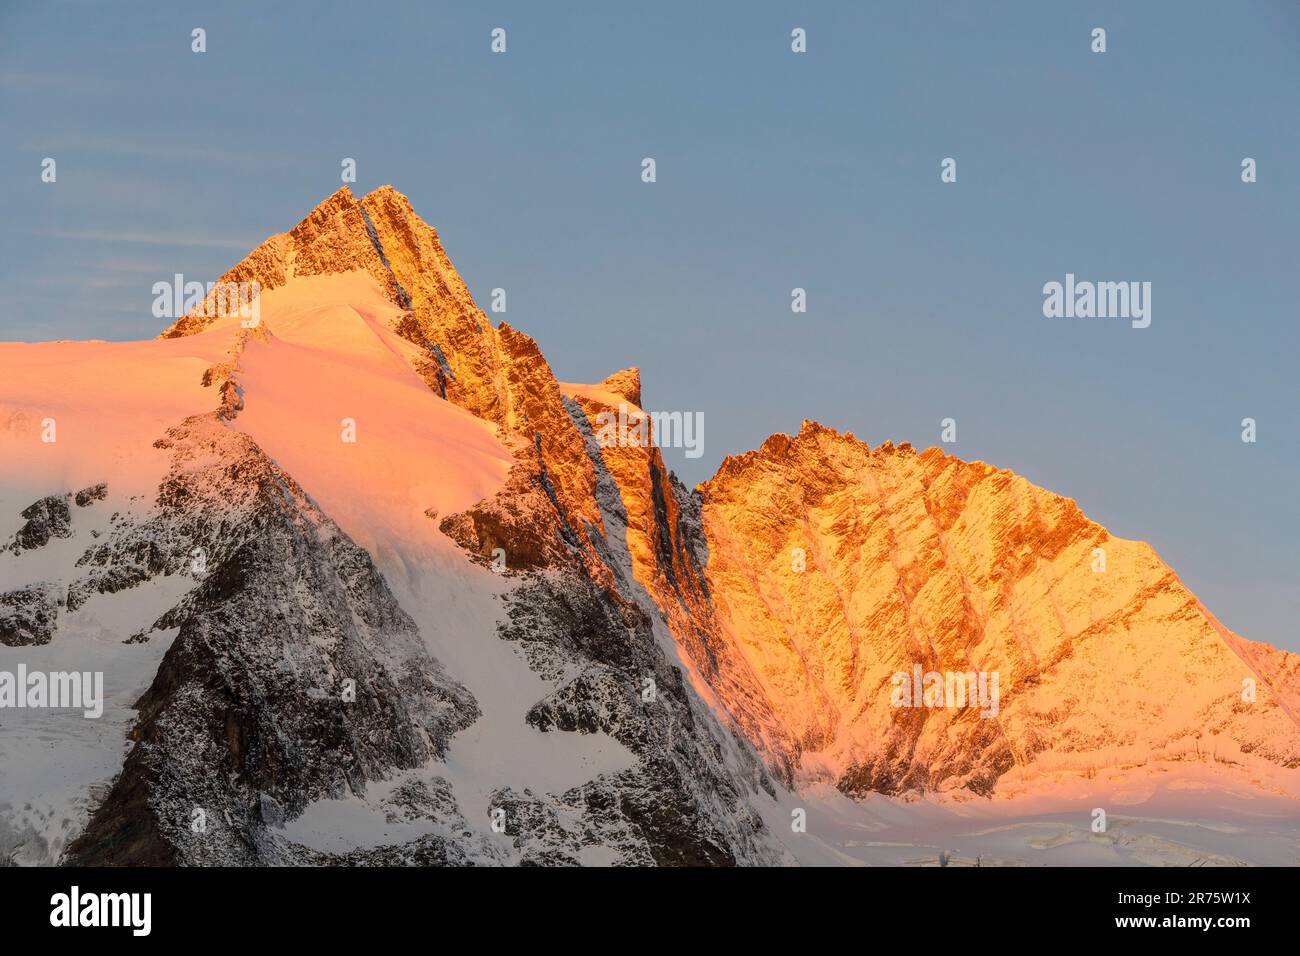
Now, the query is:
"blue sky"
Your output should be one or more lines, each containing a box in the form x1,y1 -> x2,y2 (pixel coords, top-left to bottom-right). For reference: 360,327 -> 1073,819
1,1 -> 1297,649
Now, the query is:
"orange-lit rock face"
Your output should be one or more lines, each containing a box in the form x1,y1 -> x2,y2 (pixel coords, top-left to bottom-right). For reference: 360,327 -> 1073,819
358,185 -> 504,423
557,381 -> 803,781
562,386 -> 687,602
695,421 -> 1300,794
156,188 -> 1300,802
160,187 -> 404,339
161,186 -> 602,541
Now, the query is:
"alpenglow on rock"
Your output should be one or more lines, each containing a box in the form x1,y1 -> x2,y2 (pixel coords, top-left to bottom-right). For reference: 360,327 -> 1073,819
1,186 -> 1296,867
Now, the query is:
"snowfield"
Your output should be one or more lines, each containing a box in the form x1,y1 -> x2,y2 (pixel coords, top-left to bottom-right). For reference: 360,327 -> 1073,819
4,188 -> 1297,866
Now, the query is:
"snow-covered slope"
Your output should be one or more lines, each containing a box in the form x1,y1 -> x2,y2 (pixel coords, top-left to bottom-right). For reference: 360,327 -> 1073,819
1,203 -> 784,864
3,186 -> 1297,866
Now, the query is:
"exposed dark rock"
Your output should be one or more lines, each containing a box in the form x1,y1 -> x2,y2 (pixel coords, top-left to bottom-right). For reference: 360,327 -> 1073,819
9,494 -> 72,553
64,415 -> 478,865
0,583 -> 59,646
74,483 -> 108,508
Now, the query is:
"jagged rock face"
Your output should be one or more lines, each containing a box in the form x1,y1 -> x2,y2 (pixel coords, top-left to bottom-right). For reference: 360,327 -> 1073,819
158,188 -> 407,339
161,185 -> 604,551
65,415 -> 478,865
74,483 -> 108,508
438,458 -> 578,574
4,184 -> 782,865
694,421 -> 1300,794
436,389 -> 785,864
486,572 -> 779,866
359,189 -> 604,541
559,386 -> 802,785
8,186 -> 1299,869
356,186 -> 499,418
598,367 -> 642,407
155,186 -> 1299,806
491,324 -> 603,535
8,494 -> 73,553
0,583 -> 59,646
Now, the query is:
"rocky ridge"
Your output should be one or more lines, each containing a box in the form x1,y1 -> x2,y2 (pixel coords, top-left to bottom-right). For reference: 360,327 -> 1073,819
2,186 -> 1295,868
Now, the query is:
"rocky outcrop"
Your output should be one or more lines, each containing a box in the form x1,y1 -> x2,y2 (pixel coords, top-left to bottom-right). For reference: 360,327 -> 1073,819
8,494 -> 72,553
0,583 -> 59,646
559,384 -> 801,785
437,384 -> 786,864
598,367 -> 641,407
64,415 -> 478,865
74,483 -> 108,508
487,572 -> 780,866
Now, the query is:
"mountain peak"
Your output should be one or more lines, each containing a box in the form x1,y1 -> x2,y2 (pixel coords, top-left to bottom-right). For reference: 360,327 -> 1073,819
360,183 -> 412,209
142,188 -> 1300,808
598,367 -> 641,407
159,184 -> 486,345
159,185 -> 408,338
7,184 -> 1300,869
313,183 -> 359,210
695,418 -> 1300,795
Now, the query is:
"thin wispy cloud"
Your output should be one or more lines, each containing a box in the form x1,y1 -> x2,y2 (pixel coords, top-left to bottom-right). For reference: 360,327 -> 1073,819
24,134 -> 293,166
91,257 -> 184,274
39,229 -> 255,250
0,70 -> 110,95
29,274 -> 142,290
